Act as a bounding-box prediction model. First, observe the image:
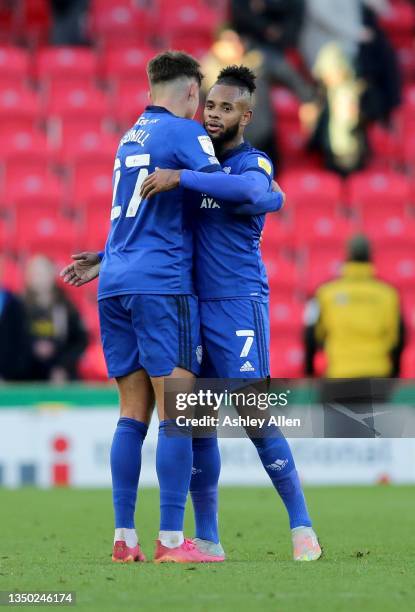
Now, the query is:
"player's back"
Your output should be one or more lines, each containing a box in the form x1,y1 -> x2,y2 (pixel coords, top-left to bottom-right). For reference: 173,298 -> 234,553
194,142 -> 273,301
98,105 -> 220,300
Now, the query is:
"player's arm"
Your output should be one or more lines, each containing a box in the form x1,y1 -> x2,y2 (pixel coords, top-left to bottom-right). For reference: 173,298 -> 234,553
140,120 -> 282,209
141,168 -> 284,212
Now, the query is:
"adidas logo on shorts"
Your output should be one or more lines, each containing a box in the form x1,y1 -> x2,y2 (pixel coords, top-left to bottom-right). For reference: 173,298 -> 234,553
240,361 -> 255,372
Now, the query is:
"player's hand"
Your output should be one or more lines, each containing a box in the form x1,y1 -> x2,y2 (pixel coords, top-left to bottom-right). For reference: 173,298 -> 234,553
60,252 -> 101,287
140,168 -> 181,199
272,179 -> 286,208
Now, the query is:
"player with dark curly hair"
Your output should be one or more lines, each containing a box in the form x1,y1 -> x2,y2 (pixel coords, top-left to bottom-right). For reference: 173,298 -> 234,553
140,64 -> 322,562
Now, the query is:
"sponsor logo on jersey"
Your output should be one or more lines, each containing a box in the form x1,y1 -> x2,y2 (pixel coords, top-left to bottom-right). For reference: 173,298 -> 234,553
196,345 -> 203,365
198,135 -> 215,156
200,195 -> 220,208
240,360 -> 255,372
191,467 -> 202,475
258,157 -> 272,175
223,166 -> 232,174
266,458 -> 289,471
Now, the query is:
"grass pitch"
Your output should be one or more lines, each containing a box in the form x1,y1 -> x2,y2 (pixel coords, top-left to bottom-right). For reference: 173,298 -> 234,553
0,486 -> 414,611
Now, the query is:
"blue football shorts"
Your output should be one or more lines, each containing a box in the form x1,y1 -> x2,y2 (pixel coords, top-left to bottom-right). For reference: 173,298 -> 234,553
98,294 -> 201,378
199,299 -> 270,378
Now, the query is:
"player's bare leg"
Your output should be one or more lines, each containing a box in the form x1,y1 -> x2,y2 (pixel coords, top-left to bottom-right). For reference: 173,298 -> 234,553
111,369 -> 154,563
151,368 -> 223,563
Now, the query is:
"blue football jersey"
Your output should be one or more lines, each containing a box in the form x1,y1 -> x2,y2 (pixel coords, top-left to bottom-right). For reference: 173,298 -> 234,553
194,142 -> 273,301
98,106 -> 221,299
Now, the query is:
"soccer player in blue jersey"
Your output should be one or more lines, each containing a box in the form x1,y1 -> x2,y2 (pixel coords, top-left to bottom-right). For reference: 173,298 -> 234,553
61,52 -> 283,564
140,65 -> 322,562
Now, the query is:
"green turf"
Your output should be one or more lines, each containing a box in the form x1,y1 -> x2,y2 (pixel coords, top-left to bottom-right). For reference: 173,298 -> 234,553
0,486 -> 414,611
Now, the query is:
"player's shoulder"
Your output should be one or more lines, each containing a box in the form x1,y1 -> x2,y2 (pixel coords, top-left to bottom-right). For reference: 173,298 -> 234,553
168,115 -> 207,135
239,143 -> 274,177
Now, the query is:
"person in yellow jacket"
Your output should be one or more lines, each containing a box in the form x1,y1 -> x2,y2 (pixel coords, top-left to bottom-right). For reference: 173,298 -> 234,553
304,234 -> 405,436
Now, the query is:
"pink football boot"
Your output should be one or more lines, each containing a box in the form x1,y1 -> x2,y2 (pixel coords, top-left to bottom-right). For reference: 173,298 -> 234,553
154,538 -> 224,563
112,540 -> 146,563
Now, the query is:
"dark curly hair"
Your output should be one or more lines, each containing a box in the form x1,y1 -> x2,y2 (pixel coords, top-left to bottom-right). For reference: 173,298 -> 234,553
216,65 -> 256,94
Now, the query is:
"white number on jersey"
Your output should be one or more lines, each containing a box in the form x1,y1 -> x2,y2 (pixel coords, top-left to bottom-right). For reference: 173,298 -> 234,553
236,329 -> 255,358
111,154 -> 150,220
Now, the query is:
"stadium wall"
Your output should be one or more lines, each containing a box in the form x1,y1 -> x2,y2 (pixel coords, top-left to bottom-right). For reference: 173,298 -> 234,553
1,385 -> 414,487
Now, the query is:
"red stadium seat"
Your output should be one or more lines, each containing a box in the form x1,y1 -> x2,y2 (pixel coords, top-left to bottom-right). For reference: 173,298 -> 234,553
400,343 -> 415,378
0,86 -> 40,131
0,218 -> 10,251
102,47 -> 155,85
303,247 -> 344,295
367,124 -> 400,167
276,123 -> 309,165
43,83 -> 111,123
270,299 -> 304,340
261,214 -> 293,258
79,299 -> 101,342
47,116 -> 112,154
397,84 -> 415,129
78,341 -> 108,381
5,171 -> 63,206
294,214 -> 354,251
280,169 -> 343,213
158,1 -> 220,47
12,191 -> 64,219
397,45 -> 415,84
271,87 -> 300,122
71,160 -> 113,205
36,47 -> 98,85
82,203 -> 111,250
52,124 -> 118,166
90,0 -> 155,48
379,0 -> 415,46
112,81 -> 149,127
402,126 -> 415,169
347,170 -> 410,216
270,338 -> 304,378
0,47 -> 30,87
0,127 -> 50,161
376,252 -> 415,293
402,292 -> 415,341
266,256 -> 299,297
15,0 -> 50,46
13,210 -> 79,256
360,212 -> 415,249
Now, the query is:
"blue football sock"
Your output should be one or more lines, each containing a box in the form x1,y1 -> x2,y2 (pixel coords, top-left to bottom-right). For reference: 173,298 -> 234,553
110,417 -> 148,529
156,420 -> 193,531
190,436 -> 221,544
251,428 -> 312,529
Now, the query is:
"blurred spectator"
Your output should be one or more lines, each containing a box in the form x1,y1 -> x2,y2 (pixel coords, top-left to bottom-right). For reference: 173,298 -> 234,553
304,235 -> 405,379
232,0 -> 306,52
300,0 -> 378,70
300,0 -> 400,124
231,1 -> 314,103
49,0 -> 90,45
304,43 -> 368,175
23,256 -> 88,383
358,1 -> 401,124
201,28 -> 314,162
0,259 -> 29,381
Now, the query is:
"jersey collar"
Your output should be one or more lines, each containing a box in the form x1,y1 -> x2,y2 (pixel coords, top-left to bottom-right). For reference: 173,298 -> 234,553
219,141 -> 251,162
144,105 -> 175,115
